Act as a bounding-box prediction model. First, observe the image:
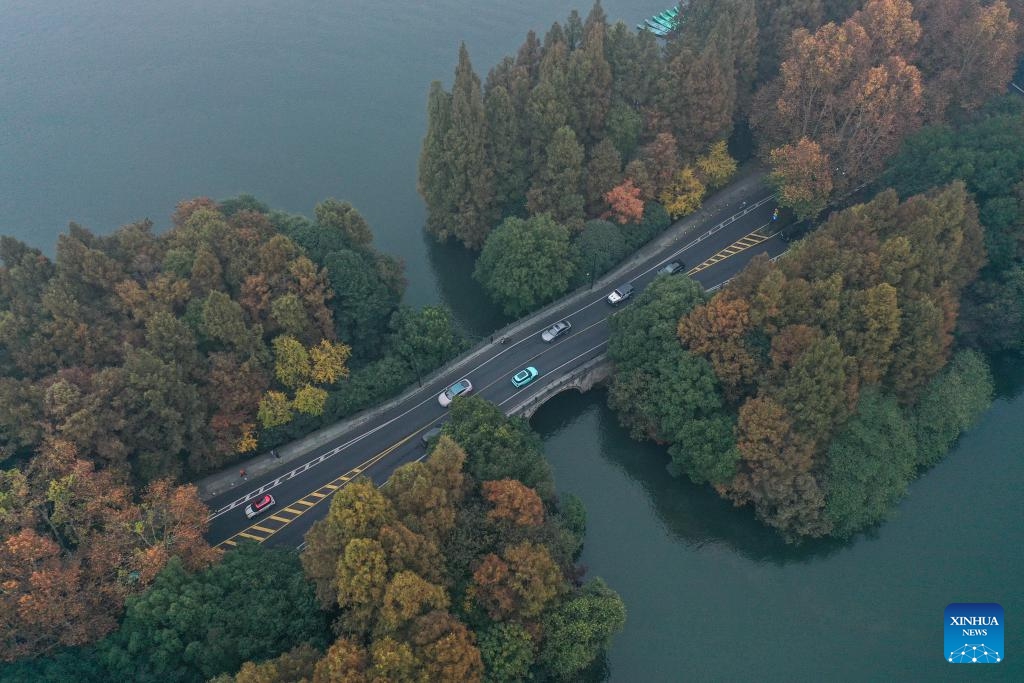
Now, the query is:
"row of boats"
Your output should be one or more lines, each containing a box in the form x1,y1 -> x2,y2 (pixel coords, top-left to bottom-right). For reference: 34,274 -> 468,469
637,3 -> 684,37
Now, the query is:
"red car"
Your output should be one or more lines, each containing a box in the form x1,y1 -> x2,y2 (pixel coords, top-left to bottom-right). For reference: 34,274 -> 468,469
244,494 -> 275,519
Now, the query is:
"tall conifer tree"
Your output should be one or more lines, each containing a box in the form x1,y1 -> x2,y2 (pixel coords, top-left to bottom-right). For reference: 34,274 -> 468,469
417,81 -> 454,242
585,139 -> 622,215
485,85 -> 528,218
527,126 -> 586,232
527,42 -> 571,176
445,43 -> 496,249
567,16 -> 612,146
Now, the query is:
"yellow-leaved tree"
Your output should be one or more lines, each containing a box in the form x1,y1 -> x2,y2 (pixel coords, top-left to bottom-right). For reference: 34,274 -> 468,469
660,167 -> 706,218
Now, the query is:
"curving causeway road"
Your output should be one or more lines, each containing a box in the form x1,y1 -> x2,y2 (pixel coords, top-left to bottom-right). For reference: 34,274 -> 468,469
203,177 -> 788,550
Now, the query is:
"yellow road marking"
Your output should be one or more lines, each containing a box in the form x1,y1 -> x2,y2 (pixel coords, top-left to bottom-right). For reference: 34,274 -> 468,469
216,434 -> 415,549
688,229 -> 770,276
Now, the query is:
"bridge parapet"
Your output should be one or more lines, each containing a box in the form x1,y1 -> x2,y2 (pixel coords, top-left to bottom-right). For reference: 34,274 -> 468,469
507,355 -> 614,419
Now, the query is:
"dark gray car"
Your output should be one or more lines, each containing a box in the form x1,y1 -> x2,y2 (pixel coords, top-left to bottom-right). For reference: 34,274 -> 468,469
658,260 -> 684,275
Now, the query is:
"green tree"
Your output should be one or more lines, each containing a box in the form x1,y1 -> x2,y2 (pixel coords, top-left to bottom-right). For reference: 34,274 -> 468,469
445,396 -> 554,499
604,99 -> 643,159
320,249 -> 401,354
474,215 -> 574,316
477,623 -> 534,683
571,219 -> 627,287
387,306 -> 464,381
585,139 -> 622,215
659,44 -> 736,160
484,85 -> 528,218
419,81 -> 455,242
824,389 -> 918,538
527,126 -> 586,232
567,17 -> 612,145
315,199 -> 373,248
538,579 -> 626,681
607,276 -> 736,483
912,350 -> 993,467
202,290 -> 257,354
444,43 -> 497,249
99,546 -> 327,683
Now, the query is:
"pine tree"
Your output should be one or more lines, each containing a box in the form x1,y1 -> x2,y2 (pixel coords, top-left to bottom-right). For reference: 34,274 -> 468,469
526,42 -> 571,175
567,19 -> 612,146
515,30 -> 542,85
418,81 -> 454,241
444,43 -> 497,249
585,139 -> 622,215
485,85 -> 528,218
659,45 -> 737,160
527,126 -> 586,232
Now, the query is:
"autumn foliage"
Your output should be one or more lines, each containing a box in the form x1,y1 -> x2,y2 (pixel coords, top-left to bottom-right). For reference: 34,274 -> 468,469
754,0 -> 1021,211
0,440 -> 216,661
300,406 -> 624,681
603,179 -> 645,224
673,184 -> 986,537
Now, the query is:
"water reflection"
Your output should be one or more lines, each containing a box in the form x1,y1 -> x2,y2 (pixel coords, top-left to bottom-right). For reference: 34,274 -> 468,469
992,351 -> 1024,399
531,390 -> 847,566
422,229 -> 512,338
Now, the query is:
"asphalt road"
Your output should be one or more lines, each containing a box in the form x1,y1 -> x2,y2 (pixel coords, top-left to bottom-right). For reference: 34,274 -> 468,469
205,186 -> 788,550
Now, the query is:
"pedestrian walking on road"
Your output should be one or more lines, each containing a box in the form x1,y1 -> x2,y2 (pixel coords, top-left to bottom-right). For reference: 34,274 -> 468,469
273,449 -> 280,459
240,468 -> 247,479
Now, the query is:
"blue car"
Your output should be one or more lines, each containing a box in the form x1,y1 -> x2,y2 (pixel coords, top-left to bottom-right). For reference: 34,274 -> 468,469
511,367 -> 539,388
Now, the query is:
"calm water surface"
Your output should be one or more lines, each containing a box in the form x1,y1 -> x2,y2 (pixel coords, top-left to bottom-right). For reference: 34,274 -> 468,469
1,0 -> 664,330
533,358 -> 1024,681
3,2 -> 1022,679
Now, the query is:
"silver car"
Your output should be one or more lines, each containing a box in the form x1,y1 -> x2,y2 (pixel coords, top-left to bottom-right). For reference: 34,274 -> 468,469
438,378 -> 473,407
541,320 -> 571,342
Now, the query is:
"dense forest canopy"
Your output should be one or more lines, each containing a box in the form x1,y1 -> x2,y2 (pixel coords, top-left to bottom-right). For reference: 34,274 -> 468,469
610,180 -> 1003,539
2,0 -> 1022,675
3,400 -> 625,682
0,194 -> 466,662
0,195 -> 467,484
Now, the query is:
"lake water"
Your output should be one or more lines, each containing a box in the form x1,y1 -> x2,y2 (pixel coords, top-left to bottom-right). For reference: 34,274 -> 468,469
3,1 -> 1021,679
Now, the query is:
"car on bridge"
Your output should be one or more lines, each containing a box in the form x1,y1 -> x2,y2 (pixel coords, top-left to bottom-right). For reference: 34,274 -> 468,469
438,378 -> 473,407
658,260 -> 684,275
511,366 -> 539,388
244,494 -> 275,519
606,283 -> 634,305
541,320 -> 571,342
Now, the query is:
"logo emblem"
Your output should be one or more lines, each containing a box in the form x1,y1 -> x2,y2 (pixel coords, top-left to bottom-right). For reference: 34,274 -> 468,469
945,603 -> 1003,663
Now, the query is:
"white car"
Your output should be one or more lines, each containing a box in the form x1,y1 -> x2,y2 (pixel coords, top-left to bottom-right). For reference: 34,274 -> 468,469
607,283 -> 634,305
541,320 -> 571,342
244,494 -> 275,519
438,378 -> 473,407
